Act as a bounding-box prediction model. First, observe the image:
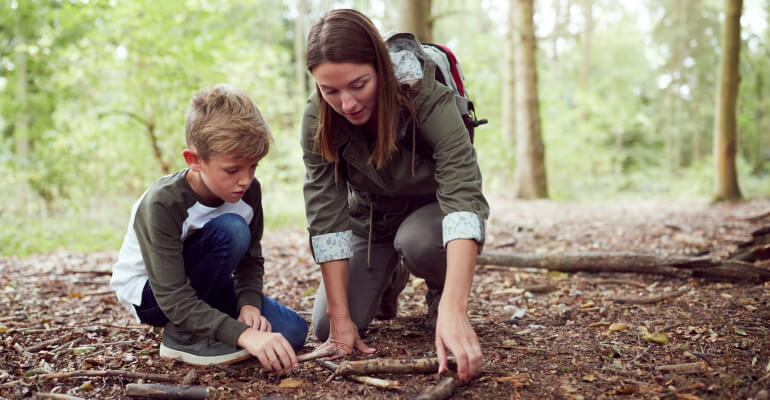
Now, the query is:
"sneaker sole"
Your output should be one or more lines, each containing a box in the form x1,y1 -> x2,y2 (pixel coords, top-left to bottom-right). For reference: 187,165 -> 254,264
159,343 -> 250,366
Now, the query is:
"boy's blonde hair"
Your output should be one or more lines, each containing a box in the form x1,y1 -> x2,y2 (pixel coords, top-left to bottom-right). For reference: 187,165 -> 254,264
184,84 -> 273,162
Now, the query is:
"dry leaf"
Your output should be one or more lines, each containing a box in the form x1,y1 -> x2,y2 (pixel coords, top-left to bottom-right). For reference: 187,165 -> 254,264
608,323 -> 629,333
78,380 -> 93,391
642,333 -> 669,345
581,301 -> 596,308
279,378 -> 302,388
582,374 -> 596,382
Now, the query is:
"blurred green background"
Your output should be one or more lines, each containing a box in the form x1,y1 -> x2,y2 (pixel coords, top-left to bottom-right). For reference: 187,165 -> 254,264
1,0 -> 768,256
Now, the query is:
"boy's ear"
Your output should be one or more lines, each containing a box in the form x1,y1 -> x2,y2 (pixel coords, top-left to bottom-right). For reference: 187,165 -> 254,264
183,148 -> 202,171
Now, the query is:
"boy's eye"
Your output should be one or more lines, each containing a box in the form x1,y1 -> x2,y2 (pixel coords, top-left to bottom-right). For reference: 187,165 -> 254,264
226,169 -> 238,174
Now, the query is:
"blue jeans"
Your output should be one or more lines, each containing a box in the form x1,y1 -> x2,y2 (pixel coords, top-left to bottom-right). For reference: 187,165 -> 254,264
135,213 -> 307,350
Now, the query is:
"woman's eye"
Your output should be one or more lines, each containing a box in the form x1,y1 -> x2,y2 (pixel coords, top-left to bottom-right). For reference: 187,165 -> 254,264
353,82 -> 366,89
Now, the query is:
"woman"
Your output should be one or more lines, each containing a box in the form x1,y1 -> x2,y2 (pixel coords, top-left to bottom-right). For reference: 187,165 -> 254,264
301,9 -> 489,381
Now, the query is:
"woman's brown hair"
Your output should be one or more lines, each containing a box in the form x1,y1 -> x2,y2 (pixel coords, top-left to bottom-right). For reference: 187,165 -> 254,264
306,9 -> 415,169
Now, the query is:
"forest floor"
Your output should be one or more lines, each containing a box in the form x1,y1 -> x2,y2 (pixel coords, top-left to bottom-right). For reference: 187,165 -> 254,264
2,197 -> 770,400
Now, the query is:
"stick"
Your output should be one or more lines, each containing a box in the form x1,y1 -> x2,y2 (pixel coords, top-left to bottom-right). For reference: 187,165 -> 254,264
655,362 -> 706,374
333,356 -> 454,376
40,370 -> 177,382
611,287 -> 688,305
125,383 -> 213,400
28,337 -> 67,352
476,251 -> 770,282
414,376 -> 459,400
319,361 -> 400,390
14,342 -> 31,359
35,393 -> 85,400
296,347 -> 339,363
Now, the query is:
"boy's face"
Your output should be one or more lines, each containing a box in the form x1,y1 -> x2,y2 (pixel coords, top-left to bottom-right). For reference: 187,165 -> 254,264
186,150 -> 258,203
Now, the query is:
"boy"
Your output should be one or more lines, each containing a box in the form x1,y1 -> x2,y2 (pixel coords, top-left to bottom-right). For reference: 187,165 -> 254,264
110,84 -> 307,372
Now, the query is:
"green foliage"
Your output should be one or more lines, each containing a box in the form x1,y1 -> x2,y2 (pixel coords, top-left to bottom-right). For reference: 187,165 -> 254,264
0,0 -> 768,255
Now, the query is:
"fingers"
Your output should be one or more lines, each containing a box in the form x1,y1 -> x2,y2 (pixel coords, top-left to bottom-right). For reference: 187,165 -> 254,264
255,316 -> 271,332
435,336 -> 448,375
277,336 -> 299,369
354,336 -> 376,354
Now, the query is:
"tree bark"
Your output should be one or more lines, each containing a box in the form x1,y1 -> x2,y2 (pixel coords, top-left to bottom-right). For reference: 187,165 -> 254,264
579,0 -> 592,87
502,0 -> 517,147
476,251 -> 770,282
14,12 -> 29,216
513,0 -> 549,199
293,0 -> 307,102
713,0 -> 743,201
415,376 -> 459,400
125,384 -> 213,400
400,0 -> 432,42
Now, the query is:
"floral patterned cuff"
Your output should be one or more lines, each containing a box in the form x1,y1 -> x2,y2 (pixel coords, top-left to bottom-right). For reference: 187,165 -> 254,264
311,230 -> 353,264
442,212 -> 482,247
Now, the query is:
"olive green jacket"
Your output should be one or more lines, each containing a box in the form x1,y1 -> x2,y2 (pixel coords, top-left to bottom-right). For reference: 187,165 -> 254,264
300,33 -> 489,263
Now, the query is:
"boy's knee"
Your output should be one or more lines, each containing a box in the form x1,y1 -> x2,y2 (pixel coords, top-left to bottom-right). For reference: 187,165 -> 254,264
208,213 -> 250,253
285,319 -> 309,351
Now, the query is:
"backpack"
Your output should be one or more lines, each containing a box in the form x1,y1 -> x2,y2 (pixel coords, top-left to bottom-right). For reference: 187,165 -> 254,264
421,43 -> 487,143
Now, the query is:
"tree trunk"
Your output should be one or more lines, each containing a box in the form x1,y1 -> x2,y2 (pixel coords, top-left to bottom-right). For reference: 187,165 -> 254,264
502,0 -> 516,147
513,0 -> 549,199
293,0 -> 307,103
400,0 -> 431,42
579,0 -> 592,87
14,16 -> 29,215
713,0 -> 743,201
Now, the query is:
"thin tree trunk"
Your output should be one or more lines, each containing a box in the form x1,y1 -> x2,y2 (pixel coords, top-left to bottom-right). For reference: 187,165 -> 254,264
579,0 -> 592,87
293,0 -> 307,102
713,0 -> 743,201
400,0 -> 431,42
14,15 -> 29,215
502,0 -> 516,147
513,0 -> 549,199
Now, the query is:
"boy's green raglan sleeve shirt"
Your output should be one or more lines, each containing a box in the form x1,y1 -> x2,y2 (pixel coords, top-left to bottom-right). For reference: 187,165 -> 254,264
233,183 -> 265,312
300,96 -> 354,264
134,197 -> 249,348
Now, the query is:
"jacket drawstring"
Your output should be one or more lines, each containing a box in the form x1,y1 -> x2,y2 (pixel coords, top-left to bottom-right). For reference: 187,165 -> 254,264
367,199 -> 374,270
333,161 -> 339,188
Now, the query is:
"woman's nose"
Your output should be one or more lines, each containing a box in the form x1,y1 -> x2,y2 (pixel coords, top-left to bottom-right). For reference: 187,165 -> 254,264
341,91 -> 357,112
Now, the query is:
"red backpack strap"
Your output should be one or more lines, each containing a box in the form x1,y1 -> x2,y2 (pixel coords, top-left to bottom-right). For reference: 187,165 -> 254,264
436,44 -> 465,97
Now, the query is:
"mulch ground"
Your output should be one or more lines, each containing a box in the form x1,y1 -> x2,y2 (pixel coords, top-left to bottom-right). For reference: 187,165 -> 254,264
2,197 -> 770,399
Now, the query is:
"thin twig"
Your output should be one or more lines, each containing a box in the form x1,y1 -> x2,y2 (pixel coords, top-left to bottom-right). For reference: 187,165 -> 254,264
34,393 -> 84,400
297,347 -> 339,363
27,337 -> 68,352
611,287 -> 689,304
333,356 -> 454,376
655,361 -> 707,374
39,370 -> 177,382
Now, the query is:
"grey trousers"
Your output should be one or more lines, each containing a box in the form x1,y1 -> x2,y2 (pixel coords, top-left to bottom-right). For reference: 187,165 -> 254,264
311,202 -> 447,341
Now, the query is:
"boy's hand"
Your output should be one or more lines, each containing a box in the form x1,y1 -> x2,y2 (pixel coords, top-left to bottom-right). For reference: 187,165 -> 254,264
238,328 -> 298,373
239,305 -> 271,332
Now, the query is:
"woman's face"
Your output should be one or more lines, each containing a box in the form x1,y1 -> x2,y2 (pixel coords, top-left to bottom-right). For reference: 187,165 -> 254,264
312,62 -> 377,126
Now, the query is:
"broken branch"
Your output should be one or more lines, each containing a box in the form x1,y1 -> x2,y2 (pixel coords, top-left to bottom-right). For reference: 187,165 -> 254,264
333,356 -> 453,376
415,376 -> 459,400
655,361 -> 707,374
35,393 -> 84,400
125,383 -> 213,400
476,251 -> 770,282
319,361 -> 400,390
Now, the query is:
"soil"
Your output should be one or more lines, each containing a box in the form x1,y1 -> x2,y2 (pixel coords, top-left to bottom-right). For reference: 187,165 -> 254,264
2,197 -> 769,399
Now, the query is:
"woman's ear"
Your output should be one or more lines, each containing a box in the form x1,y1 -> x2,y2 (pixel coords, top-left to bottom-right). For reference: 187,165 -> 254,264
183,148 -> 202,171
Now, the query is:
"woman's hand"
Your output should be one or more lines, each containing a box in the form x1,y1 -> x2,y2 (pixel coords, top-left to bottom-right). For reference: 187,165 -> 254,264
319,315 -> 375,359
434,305 -> 482,381
238,305 -> 271,332
237,328 -> 298,373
